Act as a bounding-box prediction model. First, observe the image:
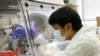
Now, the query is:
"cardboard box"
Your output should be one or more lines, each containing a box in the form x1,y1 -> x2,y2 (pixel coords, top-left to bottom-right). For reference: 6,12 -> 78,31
96,16 -> 100,27
64,3 -> 78,12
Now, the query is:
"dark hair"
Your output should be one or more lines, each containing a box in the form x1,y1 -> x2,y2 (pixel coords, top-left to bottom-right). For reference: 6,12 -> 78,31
49,6 -> 82,31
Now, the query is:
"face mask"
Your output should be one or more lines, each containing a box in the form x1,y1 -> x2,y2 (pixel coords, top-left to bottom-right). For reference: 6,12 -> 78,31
54,30 -> 65,41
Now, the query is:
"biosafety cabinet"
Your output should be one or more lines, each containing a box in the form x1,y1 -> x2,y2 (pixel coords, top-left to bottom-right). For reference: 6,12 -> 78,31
0,0 -> 63,56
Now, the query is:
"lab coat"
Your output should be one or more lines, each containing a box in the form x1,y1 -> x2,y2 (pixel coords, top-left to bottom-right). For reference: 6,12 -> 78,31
26,32 -> 70,56
39,25 -> 100,56
33,34 -> 70,56
38,40 -> 70,56
54,25 -> 100,56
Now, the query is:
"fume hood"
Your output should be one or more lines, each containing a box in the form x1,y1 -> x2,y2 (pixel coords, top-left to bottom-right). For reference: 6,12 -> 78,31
0,0 -> 63,56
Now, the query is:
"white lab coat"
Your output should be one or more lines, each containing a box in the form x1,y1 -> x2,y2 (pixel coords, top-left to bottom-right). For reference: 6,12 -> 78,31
39,25 -> 100,56
32,34 -> 70,56
53,25 -> 100,56
38,41 -> 70,56
26,33 -> 70,56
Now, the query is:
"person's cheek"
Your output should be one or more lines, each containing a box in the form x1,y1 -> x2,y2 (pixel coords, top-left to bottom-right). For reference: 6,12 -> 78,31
61,30 -> 65,36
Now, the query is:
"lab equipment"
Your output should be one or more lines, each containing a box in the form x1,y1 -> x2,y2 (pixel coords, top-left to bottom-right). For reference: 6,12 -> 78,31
9,12 -> 54,56
29,13 -> 47,32
0,51 -> 16,56
0,0 -> 63,56
34,34 -> 49,45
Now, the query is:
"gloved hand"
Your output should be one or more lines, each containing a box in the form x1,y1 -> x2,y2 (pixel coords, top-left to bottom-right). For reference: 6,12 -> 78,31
9,21 -> 38,40
10,24 -> 26,39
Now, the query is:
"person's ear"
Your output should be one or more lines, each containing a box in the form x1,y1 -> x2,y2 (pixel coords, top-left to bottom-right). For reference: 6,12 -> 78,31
64,23 -> 72,30
68,23 -> 72,29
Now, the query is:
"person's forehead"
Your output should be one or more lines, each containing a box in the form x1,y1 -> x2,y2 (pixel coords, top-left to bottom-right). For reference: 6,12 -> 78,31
53,24 -> 62,30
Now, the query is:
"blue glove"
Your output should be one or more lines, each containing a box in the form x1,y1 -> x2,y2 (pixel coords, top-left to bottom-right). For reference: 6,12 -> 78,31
10,24 -> 26,39
9,21 -> 38,40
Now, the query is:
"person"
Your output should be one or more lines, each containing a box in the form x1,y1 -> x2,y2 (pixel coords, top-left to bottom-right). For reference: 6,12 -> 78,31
10,11 -> 72,56
47,6 -> 100,56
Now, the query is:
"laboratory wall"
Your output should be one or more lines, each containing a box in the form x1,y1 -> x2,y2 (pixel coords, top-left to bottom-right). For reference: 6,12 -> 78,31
83,0 -> 100,21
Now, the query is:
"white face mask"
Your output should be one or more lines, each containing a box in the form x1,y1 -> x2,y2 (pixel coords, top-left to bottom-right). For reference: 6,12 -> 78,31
54,30 -> 66,41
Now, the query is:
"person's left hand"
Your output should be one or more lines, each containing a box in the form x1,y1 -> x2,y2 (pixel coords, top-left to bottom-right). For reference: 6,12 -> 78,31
9,21 -> 39,40
9,24 -> 26,39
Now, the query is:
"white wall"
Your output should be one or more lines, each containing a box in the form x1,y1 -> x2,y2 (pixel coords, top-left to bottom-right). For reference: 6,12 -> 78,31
83,0 -> 100,21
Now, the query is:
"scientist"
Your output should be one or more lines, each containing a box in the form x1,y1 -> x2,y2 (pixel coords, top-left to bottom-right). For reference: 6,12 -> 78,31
48,6 -> 100,56
10,12 -> 70,56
